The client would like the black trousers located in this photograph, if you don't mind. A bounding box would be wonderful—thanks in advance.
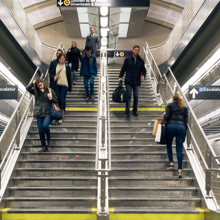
[126,84,140,114]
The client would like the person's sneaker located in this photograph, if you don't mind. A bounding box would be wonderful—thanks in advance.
[133,111,138,116]
[178,171,183,178]
[57,119,62,125]
[86,97,90,102]
[167,164,174,170]
[51,120,56,125]
[73,81,76,85]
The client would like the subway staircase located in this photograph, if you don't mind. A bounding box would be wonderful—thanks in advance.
[107,71,204,218]
[2,69,205,220]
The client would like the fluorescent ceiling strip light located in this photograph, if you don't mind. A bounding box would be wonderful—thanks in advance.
[100,7,108,16]
[0,62,25,93]
[118,23,129,38]
[77,7,89,23]
[182,48,220,93]
[79,23,90,38]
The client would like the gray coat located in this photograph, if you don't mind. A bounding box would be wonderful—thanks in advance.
[85,34,100,56]
[26,83,58,118]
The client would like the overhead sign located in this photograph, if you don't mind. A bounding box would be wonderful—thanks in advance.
[0,85,18,99]
[115,51,132,58]
[189,86,220,100]
[57,0,150,7]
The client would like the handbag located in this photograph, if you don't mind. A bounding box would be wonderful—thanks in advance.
[155,119,167,144]
[152,119,163,136]
[51,66,65,91]
[48,89,63,120]
[112,81,128,103]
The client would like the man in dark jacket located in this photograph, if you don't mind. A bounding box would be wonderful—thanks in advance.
[49,49,62,90]
[85,28,100,56]
[66,41,81,85]
[80,46,97,102]
[119,45,146,117]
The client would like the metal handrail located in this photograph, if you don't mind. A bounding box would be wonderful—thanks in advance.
[0,42,64,196]
[144,42,220,210]
[95,47,111,219]
[0,67,40,170]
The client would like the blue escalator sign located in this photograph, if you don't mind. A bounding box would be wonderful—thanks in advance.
[189,86,220,100]
[0,85,18,99]
[57,0,150,7]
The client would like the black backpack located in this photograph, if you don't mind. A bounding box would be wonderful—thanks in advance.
[112,81,128,103]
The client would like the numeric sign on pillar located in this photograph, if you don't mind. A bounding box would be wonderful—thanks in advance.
[189,86,220,100]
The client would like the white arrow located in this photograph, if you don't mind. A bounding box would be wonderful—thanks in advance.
[116,52,119,57]
[189,88,199,99]
[58,0,63,6]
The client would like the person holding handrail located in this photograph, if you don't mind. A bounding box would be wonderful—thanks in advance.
[163,93,188,178]
[26,78,58,152]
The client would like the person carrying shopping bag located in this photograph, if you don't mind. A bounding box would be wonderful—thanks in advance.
[26,78,58,152]
[163,93,188,178]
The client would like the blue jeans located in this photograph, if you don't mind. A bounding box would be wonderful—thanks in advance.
[37,116,51,147]
[83,75,95,97]
[69,63,77,81]
[166,124,186,170]
[55,85,68,111]
[126,84,140,114]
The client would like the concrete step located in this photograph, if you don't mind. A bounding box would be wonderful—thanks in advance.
[12,177,98,187]
[108,197,201,208]
[9,187,97,197]
[15,168,97,177]
[6,197,97,208]
[108,187,197,198]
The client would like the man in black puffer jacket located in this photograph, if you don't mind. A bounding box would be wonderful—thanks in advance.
[66,41,81,85]
[119,45,146,117]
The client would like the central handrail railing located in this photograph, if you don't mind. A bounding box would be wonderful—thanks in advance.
[143,42,220,211]
[96,47,111,220]
[0,42,65,199]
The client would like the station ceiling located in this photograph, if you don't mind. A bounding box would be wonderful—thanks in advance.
[18,0,189,36]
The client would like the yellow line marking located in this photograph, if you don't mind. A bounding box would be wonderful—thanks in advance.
[65,106,166,112]
[65,107,98,111]
[2,209,10,214]
[196,208,205,213]
[109,208,114,213]
[92,208,97,214]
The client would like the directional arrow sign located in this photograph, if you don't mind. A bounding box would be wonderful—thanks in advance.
[189,86,220,100]
[58,0,63,6]
[116,52,119,57]
[189,88,198,99]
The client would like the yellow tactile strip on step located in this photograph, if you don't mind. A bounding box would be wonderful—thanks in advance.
[65,106,166,111]
[2,208,205,220]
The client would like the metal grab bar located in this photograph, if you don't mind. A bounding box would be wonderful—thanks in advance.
[96,47,111,220]
[143,42,220,211]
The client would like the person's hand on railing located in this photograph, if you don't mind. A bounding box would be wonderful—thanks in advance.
[118,78,123,82]
[54,76,58,81]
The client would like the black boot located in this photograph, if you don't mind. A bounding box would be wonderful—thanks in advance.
[39,146,47,152]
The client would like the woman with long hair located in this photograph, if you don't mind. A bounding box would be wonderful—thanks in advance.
[163,93,188,178]
[54,54,72,124]
[26,78,57,152]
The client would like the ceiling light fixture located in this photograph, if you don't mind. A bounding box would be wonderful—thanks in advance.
[100,17,108,27]
[101,28,109,37]
[100,7,108,16]
[101,37,108,46]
